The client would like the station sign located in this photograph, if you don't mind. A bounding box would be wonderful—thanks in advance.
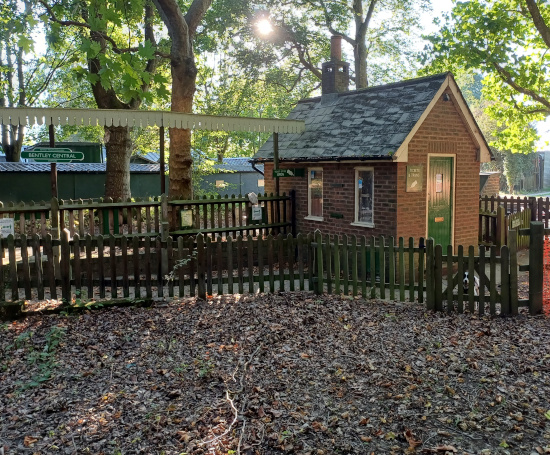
[273,168,305,178]
[21,148,85,163]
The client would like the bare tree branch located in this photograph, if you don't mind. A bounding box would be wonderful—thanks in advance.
[493,60,550,110]
[525,0,550,49]
[185,0,213,37]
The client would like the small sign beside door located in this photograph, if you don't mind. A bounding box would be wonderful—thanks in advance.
[406,165,423,192]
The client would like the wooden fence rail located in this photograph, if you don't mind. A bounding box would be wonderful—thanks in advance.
[168,192,295,238]
[480,195,550,227]
[1,228,523,317]
[0,192,294,240]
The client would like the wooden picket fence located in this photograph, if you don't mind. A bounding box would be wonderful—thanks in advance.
[0,192,294,241]
[480,194,550,228]
[1,229,521,317]
[169,192,295,238]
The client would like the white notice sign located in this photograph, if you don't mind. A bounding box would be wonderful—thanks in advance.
[0,218,15,238]
[251,206,262,221]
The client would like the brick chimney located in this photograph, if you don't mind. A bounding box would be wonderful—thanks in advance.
[322,35,350,95]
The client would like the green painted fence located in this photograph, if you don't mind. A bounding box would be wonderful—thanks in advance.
[1,229,523,319]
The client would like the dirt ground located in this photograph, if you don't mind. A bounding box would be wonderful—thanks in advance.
[1,293,549,455]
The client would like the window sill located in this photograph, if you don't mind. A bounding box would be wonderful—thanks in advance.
[305,216,324,222]
[350,222,375,228]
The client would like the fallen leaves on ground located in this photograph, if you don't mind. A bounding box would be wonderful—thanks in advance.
[1,292,549,454]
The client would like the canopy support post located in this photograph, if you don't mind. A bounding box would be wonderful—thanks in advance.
[49,123,58,199]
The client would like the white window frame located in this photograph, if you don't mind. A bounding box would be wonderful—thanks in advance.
[306,167,324,221]
[351,167,375,227]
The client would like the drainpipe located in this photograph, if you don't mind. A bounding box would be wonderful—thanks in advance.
[251,161,264,176]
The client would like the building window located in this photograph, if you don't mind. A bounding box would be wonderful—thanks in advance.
[216,180,226,188]
[355,168,374,225]
[308,168,323,219]
[258,179,265,187]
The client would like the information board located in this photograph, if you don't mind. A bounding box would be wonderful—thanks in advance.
[406,165,423,192]
[0,218,15,238]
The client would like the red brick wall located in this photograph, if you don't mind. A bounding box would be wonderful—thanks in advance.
[480,173,500,197]
[263,91,480,248]
[396,93,480,249]
[264,162,397,238]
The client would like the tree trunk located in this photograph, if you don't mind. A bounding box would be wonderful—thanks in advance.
[167,58,197,199]
[354,40,368,89]
[152,0,212,199]
[104,125,132,199]
[2,124,24,162]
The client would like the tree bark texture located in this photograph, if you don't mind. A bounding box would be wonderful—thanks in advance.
[153,0,212,199]
[1,125,24,162]
[104,125,132,199]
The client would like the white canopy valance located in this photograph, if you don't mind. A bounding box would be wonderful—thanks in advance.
[0,107,305,133]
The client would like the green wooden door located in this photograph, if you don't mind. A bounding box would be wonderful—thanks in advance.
[428,157,453,248]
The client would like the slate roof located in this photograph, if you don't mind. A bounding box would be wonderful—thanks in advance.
[253,73,450,162]
[0,162,160,173]
[214,157,264,173]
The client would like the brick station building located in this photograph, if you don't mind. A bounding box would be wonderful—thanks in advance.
[252,37,492,250]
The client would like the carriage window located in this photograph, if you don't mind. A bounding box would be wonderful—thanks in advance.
[355,168,374,225]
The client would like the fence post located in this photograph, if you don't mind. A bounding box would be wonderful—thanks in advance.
[60,228,71,306]
[495,205,506,248]
[315,230,323,295]
[508,229,518,315]
[425,238,435,310]
[529,197,537,221]
[51,197,61,279]
[197,234,206,300]
[529,221,544,315]
[290,190,297,237]
[160,194,169,277]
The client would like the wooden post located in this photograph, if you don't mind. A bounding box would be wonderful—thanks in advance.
[315,230,323,295]
[49,123,58,199]
[273,132,279,195]
[160,126,166,195]
[160,194,169,277]
[508,229,518,315]
[290,189,297,237]
[51,197,61,279]
[60,228,71,305]
[495,205,505,248]
[197,234,206,299]
[426,238,434,310]
[529,221,544,315]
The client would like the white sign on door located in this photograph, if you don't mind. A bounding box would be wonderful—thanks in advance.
[0,218,15,238]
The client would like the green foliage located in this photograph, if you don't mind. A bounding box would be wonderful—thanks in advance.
[6,325,67,391]
[245,0,431,88]
[424,0,550,153]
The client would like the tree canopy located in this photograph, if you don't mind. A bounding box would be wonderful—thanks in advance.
[244,0,431,89]
[424,0,550,153]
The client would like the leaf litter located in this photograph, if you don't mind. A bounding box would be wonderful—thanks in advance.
[1,292,549,454]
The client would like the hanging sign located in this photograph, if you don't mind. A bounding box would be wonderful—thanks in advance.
[406,165,423,192]
[0,218,15,238]
[21,148,85,163]
[273,168,305,178]
[179,210,193,228]
[251,206,262,221]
